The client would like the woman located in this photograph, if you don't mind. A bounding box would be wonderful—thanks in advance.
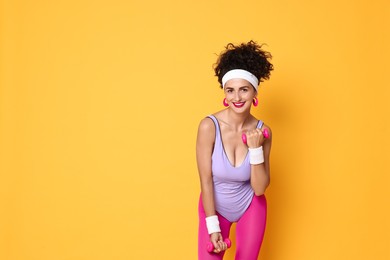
[196,41,273,260]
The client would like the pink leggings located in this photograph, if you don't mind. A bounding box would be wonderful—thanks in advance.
[198,195,267,260]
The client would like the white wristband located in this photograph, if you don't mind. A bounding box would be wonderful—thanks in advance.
[205,215,221,234]
[249,146,264,165]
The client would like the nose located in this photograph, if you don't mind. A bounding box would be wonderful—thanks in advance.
[234,91,241,101]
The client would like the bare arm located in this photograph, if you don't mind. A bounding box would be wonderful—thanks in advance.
[196,118,217,217]
[248,125,272,196]
[196,118,229,253]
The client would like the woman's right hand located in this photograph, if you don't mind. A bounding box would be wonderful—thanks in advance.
[210,232,228,253]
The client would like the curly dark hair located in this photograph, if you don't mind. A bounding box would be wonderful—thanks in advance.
[214,40,273,88]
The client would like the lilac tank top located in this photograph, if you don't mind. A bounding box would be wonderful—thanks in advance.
[208,115,263,222]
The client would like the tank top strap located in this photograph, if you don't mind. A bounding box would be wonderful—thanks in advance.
[257,119,264,129]
[206,115,221,141]
[208,115,263,135]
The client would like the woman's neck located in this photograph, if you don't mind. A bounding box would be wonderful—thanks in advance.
[224,108,251,131]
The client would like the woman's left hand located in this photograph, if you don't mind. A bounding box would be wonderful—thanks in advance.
[245,128,267,148]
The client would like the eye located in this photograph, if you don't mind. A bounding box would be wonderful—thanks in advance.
[226,89,233,93]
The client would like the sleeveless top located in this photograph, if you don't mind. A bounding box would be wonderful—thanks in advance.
[208,115,264,222]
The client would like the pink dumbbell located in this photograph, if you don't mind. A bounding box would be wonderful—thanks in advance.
[207,238,232,253]
[242,128,270,144]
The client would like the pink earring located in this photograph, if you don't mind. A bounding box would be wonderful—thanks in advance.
[223,98,229,107]
[253,97,259,107]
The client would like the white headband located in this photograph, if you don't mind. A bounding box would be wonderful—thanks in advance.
[222,69,259,91]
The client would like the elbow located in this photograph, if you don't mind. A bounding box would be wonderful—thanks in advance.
[200,176,214,192]
[254,189,266,197]
[253,180,270,197]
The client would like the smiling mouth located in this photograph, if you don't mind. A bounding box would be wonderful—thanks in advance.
[232,102,245,108]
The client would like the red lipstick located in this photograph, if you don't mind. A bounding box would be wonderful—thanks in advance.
[232,102,245,108]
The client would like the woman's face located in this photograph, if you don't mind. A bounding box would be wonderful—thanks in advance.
[224,78,257,111]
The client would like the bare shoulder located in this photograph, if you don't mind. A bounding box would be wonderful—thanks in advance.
[197,116,216,147]
[252,115,271,133]
[262,123,272,132]
[198,117,215,133]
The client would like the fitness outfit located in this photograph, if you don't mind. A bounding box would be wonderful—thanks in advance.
[198,115,267,260]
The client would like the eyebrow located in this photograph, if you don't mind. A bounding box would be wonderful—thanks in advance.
[225,86,250,90]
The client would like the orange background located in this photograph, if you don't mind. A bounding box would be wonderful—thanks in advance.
[1,0,389,259]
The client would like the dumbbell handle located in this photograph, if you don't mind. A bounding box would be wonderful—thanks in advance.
[242,128,269,144]
[206,238,231,253]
